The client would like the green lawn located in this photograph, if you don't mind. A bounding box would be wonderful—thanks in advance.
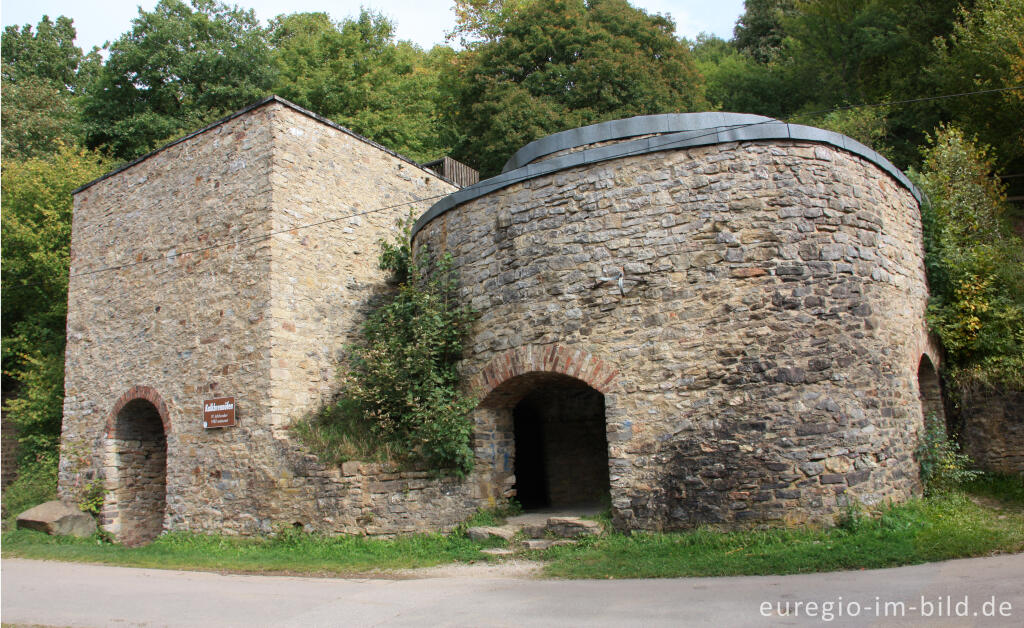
[1,525,501,576]
[540,491,1024,578]
[4,480,1023,580]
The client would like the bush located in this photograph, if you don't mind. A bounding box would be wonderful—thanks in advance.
[295,219,477,475]
[1,454,57,519]
[916,412,981,496]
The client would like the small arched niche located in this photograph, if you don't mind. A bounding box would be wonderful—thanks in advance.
[482,372,610,511]
[109,397,168,545]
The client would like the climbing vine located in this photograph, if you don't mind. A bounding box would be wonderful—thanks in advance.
[295,220,477,475]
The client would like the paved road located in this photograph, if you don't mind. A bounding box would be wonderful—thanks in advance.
[3,554,1023,627]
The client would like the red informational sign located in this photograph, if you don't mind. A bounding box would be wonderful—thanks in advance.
[203,397,236,429]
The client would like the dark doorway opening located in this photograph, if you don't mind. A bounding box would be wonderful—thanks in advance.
[112,398,167,545]
[512,380,609,510]
[918,355,948,432]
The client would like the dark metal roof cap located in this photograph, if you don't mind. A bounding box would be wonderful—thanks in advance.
[413,113,922,239]
[501,112,777,172]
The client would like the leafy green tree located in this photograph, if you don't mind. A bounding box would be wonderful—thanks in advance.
[1,78,80,160]
[926,0,1024,188]
[779,0,979,166]
[2,15,87,89]
[691,34,802,118]
[269,10,451,162]
[443,0,708,176]
[783,0,910,107]
[446,0,535,46]
[2,147,111,465]
[81,0,275,160]
[916,126,1024,388]
[733,0,795,62]
[1,15,100,159]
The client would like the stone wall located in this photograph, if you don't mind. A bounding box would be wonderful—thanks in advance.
[415,139,932,530]
[960,387,1024,474]
[60,98,483,539]
[61,101,277,539]
[264,106,454,433]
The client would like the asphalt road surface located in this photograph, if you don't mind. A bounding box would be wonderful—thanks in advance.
[3,554,1023,627]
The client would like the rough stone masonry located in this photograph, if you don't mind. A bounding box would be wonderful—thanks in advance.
[60,99,946,541]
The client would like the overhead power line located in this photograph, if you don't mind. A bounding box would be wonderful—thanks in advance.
[787,85,1024,121]
[5,84,1022,293]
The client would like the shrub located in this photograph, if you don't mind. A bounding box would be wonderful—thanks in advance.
[916,412,981,496]
[1,454,57,519]
[78,478,106,515]
[296,219,477,475]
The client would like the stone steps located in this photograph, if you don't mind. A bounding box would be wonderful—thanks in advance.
[467,514,603,553]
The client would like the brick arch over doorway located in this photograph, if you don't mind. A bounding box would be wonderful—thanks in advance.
[105,385,171,437]
[104,386,170,545]
[471,344,620,405]
[469,345,619,511]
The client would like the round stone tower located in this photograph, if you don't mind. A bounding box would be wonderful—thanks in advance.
[413,113,938,530]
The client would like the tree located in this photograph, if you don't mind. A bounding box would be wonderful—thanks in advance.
[1,77,80,160]
[442,0,708,176]
[727,0,980,168]
[0,15,100,159]
[916,126,1024,388]
[81,0,275,160]
[733,0,795,62]
[2,15,86,90]
[1,147,111,465]
[691,34,802,119]
[926,0,1024,191]
[446,0,535,46]
[269,10,451,162]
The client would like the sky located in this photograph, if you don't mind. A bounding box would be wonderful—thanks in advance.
[1,1,746,52]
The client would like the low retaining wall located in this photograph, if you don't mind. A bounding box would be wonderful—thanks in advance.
[960,387,1024,475]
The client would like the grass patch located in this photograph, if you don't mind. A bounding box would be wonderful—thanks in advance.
[963,473,1024,507]
[1,526,498,576]
[4,479,1022,580]
[541,491,1024,579]
[290,410,393,467]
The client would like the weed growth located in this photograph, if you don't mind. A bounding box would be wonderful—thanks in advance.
[916,412,981,495]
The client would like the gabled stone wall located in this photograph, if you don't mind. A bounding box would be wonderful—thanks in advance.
[59,99,481,539]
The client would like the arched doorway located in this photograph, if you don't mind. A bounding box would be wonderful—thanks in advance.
[109,395,168,545]
[918,355,946,429]
[483,371,610,511]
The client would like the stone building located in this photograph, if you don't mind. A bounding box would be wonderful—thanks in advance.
[60,98,945,542]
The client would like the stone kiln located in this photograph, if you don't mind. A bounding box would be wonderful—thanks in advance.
[60,100,942,540]
[412,113,942,530]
